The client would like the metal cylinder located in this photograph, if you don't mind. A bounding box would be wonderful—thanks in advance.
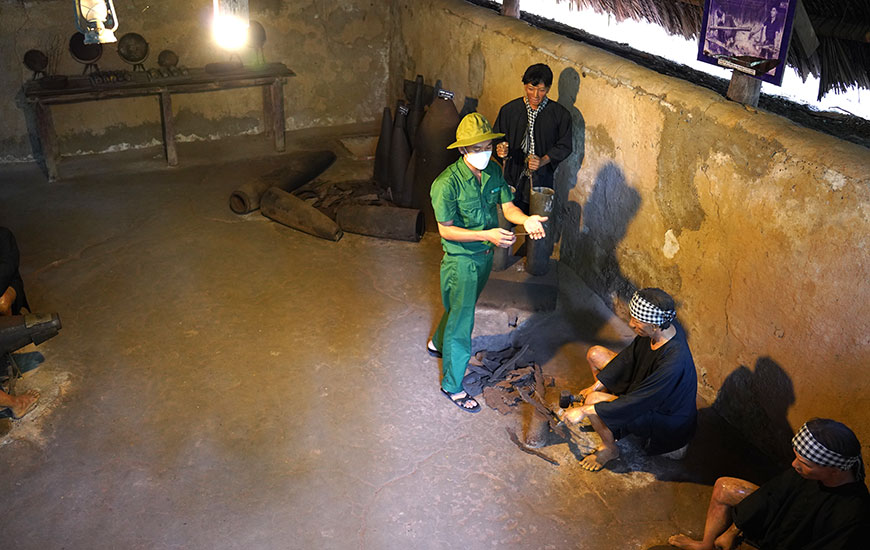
[373,107,392,189]
[0,313,62,353]
[336,204,423,242]
[260,187,343,241]
[389,102,410,205]
[407,74,425,149]
[229,150,336,214]
[525,186,555,276]
[407,88,460,229]
[524,410,552,448]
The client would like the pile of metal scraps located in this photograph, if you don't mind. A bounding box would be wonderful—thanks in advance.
[474,346,598,460]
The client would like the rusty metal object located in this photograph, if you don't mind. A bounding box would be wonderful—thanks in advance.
[373,107,392,189]
[524,409,553,448]
[336,204,423,242]
[406,88,460,227]
[506,428,559,466]
[260,188,342,241]
[407,75,425,149]
[229,150,336,214]
[525,186,555,276]
[1,313,62,395]
[389,102,410,204]
[516,374,597,456]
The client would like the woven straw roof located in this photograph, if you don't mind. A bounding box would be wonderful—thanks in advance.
[559,0,870,98]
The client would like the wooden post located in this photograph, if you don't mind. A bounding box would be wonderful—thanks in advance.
[34,102,59,182]
[726,70,761,107]
[270,79,286,152]
[502,0,520,18]
[159,92,178,166]
[262,85,273,137]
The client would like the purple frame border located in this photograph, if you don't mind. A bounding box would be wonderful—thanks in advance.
[697,0,797,86]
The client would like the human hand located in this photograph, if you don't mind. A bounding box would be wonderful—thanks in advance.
[578,385,595,402]
[496,141,509,159]
[527,154,541,171]
[523,215,547,240]
[486,228,516,248]
[562,407,588,425]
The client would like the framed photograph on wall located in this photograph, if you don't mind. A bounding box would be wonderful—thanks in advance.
[698,0,797,86]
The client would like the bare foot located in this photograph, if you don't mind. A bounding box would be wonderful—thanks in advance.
[11,389,40,419]
[668,533,710,550]
[579,445,619,471]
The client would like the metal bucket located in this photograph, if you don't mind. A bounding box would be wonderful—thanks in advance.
[525,186,555,276]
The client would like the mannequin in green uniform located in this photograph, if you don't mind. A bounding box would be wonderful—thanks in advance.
[428,113,548,412]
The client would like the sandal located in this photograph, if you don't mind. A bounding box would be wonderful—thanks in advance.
[441,388,480,413]
[426,340,442,358]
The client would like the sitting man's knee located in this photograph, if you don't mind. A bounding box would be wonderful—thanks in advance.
[586,346,613,369]
[0,287,15,315]
[713,476,757,504]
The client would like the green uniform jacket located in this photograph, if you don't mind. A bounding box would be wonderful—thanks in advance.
[430,157,514,255]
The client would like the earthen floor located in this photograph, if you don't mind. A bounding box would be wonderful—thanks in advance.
[0,126,775,549]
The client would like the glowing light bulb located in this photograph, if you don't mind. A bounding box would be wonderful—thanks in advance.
[213,0,250,51]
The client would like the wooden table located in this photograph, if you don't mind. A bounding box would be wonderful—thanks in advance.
[23,63,295,181]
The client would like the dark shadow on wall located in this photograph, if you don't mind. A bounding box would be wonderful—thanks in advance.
[561,161,640,309]
[553,67,585,247]
[712,357,797,465]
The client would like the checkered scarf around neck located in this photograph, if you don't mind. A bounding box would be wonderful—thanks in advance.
[628,292,676,327]
[521,96,549,160]
[792,422,862,476]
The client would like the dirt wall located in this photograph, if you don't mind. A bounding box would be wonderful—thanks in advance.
[394,0,870,461]
[0,0,391,161]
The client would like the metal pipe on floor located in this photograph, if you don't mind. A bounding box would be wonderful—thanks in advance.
[228,150,336,214]
[260,187,343,241]
[336,204,423,242]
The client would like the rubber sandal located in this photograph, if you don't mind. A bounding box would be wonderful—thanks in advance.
[441,388,480,413]
[426,340,442,358]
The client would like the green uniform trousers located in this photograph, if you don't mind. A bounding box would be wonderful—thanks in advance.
[432,250,493,394]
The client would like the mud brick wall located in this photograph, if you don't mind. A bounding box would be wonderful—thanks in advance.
[392,0,870,462]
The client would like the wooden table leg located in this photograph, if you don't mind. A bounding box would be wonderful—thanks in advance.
[270,79,285,152]
[159,92,178,166]
[262,85,273,137]
[34,102,60,182]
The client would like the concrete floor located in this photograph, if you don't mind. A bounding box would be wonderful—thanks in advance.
[0,127,777,549]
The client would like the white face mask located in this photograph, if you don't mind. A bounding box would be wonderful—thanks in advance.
[464,150,491,170]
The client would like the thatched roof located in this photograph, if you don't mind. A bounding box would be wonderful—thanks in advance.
[560,0,870,99]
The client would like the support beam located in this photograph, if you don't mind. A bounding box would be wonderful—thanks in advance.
[726,70,761,107]
[793,0,820,56]
[502,0,520,18]
[159,92,178,166]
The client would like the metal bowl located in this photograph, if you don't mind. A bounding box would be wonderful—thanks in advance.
[157,50,179,68]
[117,32,149,65]
[23,50,49,73]
[69,32,103,64]
[249,21,266,49]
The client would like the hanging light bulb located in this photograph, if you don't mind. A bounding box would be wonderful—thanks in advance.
[73,0,119,44]
[213,0,250,51]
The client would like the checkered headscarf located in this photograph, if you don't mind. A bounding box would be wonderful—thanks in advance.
[792,422,860,471]
[521,96,548,159]
[629,291,676,327]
